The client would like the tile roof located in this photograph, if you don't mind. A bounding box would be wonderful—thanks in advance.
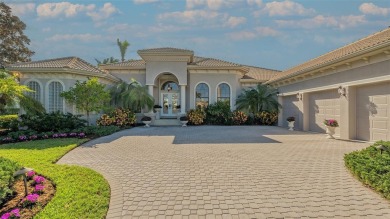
[191,56,241,67]
[243,67,281,81]
[138,47,194,54]
[101,59,146,67]
[268,27,390,83]
[7,57,104,74]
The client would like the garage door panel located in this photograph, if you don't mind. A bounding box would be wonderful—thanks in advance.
[282,95,301,129]
[309,89,340,134]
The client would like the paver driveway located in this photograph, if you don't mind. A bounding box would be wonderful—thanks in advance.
[58,126,390,219]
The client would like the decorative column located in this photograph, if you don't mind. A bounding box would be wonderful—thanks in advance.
[180,85,186,114]
[302,92,309,131]
[147,85,154,113]
[339,86,356,140]
[277,95,283,127]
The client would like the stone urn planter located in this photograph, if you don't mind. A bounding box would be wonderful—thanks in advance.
[141,116,152,128]
[286,117,295,131]
[325,126,336,139]
[323,119,339,139]
[180,116,188,127]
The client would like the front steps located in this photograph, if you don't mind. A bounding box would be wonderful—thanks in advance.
[153,119,181,126]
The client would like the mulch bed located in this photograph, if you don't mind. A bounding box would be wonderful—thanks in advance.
[0,177,55,218]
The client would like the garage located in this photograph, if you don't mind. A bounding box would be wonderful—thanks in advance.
[309,89,340,135]
[356,82,390,142]
[282,95,301,129]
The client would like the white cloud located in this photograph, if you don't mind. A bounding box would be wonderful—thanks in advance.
[228,26,279,40]
[359,3,390,16]
[42,27,51,32]
[276,15,366,29]
[158,10,221,24]
[224,16,246,28]
[247,0,262,7]
[47,34,103,42]
[8,3,35,16]
[86,3,118,21]
[133,0,159,4]
[259,0,315,17]
[186,0,239,10]
[37,2,95,18]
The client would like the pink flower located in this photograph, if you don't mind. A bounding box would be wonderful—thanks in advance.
[26,170,35,178]
[35,184,44,192]
[26,194,39,202]
[10,209,20,217]
[1,208,20,219]
[34,176,45,184]
[1,213,10,219]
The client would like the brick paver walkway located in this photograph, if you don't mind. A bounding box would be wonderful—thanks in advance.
[58,126,390,218]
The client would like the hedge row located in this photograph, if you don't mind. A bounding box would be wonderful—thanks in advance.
[0,157,20,206]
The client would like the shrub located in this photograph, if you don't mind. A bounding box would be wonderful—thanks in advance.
[0,115,19,131]
[254,111,278,125]
[74,126,120,137]
[0,157,20,206]
[97,108,136,127]
[286,116,295,122]
[187,109,205,125]
[20,112,86,132]
[180,116,188,121]
[231,110,248,125]
[205,101,232,125]
[141,116,151,122]
[345,141,390,199]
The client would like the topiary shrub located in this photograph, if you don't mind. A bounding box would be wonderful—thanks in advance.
[97,108,136,127]
[0,115,19,131]
[187,109,205,125]
[205,101,232,125]
[0,157,20,206]
[231,110,248,125]
[254,111,278,125]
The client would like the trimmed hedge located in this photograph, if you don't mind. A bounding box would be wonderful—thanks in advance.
[345,141,390,199]
[0,157,20,206]
[0,115,18,130]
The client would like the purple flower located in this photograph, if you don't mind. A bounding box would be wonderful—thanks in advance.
[10,209,20,217]
[52,134,59,138]
[1,213,10,219]
[59,133,67,138]
[78,132,86,138]
[18,135,27,141]
[69,132,77,137]
[34,176,45,184]
[1,137,13,142]
[35,184,44,191]
[29,135,38,140]
[25,193,39,202]
[26,170,35,178]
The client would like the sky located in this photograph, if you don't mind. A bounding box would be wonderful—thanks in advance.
[4,0,390,70]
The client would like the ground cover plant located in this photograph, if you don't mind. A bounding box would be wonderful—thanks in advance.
[0,138,110,218]
[345,141,390,199]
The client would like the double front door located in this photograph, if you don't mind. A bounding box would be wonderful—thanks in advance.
[161,93,180,117]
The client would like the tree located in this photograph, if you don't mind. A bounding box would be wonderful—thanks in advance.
[0,68,45,114]
[110,79,154,112]
[117,38,130,62]
[94,57,119,65]
[61,77,110,124]
[0,2,34,64]
[236,84,281,114]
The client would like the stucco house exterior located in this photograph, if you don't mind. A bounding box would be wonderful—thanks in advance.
[6,27,390,142]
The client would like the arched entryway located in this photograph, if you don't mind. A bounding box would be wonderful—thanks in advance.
[160,81,180,117]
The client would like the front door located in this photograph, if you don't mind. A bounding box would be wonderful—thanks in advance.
[161,93,180,117]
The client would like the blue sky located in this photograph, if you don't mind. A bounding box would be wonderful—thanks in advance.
[5,0,390,70]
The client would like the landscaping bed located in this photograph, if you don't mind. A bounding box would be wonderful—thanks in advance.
[345,141,390,200]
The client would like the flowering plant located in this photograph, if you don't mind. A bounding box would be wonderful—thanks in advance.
[69,132,77,137]
[29,135,38,140]
[286,117,295,122]
[1,137,13,143]
[324,119,339,127]
[26,170,35,180]
[1,208,20,219]
[18,135,27,141]
[78,132,86,138]
[22,194,39,208]
[34,176,45,184]
[35,184,44,194]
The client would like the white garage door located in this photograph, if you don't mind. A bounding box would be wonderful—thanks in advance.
[282,95,301,129]
[356,82,390,141]
[309,90,340,135]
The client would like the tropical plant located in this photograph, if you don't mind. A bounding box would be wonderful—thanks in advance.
[0,2,34,64]
[96,108,136,127]
[187,109,205,125]
[60,77,110,124]
[20,112,86,132]
[94,57,119,65]
[205,101,232,125]
[254,111,278,125]
[117,38,130,62]
[236,84,281,114]
[231,110,248,125]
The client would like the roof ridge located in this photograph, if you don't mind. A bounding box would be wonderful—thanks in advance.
[193,55,242,66]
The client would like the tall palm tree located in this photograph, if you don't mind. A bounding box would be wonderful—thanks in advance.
[236,84,281,113]
[117,39,130,62]
[95,57,119,65]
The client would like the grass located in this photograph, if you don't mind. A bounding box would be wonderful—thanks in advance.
[345,141,390,200]
[0,138,110,219]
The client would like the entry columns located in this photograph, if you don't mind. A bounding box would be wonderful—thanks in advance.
[180,85,186,114]
[147,85,154,113]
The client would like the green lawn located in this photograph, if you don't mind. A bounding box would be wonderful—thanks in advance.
[0,138,110,219]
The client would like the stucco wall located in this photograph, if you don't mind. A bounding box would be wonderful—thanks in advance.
[146,61,188,85]
[110,70,146,85]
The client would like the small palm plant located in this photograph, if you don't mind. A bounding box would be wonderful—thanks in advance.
[236,84,281,114]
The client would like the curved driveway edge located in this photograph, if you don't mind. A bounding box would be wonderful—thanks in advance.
[58,126,390,218]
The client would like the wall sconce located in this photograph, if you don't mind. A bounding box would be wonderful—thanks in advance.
[338,86,347,97]
[296,92,303,101]
[167,84,172,92]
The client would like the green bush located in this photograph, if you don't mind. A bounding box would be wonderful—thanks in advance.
[20,112,86,132]
[345,141,390,199]
[0,115,19,130]
[205,101,232,125]
[231,110,248,125]
[0,157,20,206]
[187,109,206,125]
[74,125,120,137]
[254,111,278,125]
[97,108,136,127]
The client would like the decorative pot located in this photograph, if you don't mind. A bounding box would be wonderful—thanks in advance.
[326,126,336,139]
[181,121,188,127]
[143,121,151,127]
[155,108,161,120]
[287,121,295,131]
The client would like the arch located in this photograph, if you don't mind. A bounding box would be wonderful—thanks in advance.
[161,81,179,91]
[150,72,182,86]
[46,80,65,113]
[216,82,232,106]
[24,79,43,103]
[194,81,210,109]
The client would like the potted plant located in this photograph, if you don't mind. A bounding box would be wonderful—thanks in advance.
[141,116,152,127]
[286,116,295,131]
[323,119,339,139]
[180,116,188,127]
[154,105,162,119]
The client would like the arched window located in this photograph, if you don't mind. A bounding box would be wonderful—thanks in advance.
[26,81,41,102]
[195,83,209,108]
[217,83,230,104]
[48,81,63,112]
[161,81,179,92]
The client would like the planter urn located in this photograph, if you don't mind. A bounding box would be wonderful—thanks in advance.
[326,126,336,139]
[143,121,151,127]
[287,121,295,131]
[181,121,188,127]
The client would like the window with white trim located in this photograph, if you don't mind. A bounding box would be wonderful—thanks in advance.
[48,81,63,112]
[195,83,209,108]
[217,83,230,104]
[26,81,41,102]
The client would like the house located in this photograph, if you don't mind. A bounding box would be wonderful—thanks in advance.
[6,28,390,141]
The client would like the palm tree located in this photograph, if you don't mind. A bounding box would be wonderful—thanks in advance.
[95,57,119,65]
[117,39,130,62]
[236,84,281,113]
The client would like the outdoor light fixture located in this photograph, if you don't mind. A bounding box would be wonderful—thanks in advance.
[13,167,33,196]
[338,86,347,97]
[296,93,303,101]
[167,84,172,92]
[376,145,388,154]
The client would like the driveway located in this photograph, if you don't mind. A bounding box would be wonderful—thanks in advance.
[58,126,390,218]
